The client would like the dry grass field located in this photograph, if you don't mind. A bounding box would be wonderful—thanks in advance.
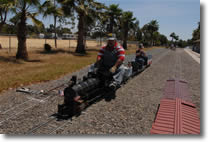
[0,36,101,50]
[0,36,155,93]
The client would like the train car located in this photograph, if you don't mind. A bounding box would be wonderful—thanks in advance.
[57,55,152,119]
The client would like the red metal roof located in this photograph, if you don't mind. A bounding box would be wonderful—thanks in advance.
[150,98,200,134]
[150,79,200,135]
[162,79,192,102]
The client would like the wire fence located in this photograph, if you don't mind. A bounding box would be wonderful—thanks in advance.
[0,34,139,53]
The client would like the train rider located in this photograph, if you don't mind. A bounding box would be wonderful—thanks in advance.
[89,33,127,90]
[135,43,148,65]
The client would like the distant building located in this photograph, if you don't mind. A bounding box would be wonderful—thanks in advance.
[62,33,77,39]
[39,33,45,39]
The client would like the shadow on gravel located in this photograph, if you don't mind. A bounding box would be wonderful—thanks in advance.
[52,90,116,121]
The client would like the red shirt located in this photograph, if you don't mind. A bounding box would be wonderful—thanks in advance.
[97,42,125,61]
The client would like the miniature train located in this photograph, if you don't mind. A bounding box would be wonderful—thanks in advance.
[57,55,152,119]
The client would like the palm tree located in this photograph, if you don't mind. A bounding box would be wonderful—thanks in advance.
[41,0,63,48]
[152,31,160,45]
[170,32,179,47]
[141,24,151,46]
[11,0,43,60]
[0,0,13,32]
[192,22,200,41]
[0,0,14,49]
[121,11,136,49]
[59,0,105,54]
[132,20,140,40]
[159,34,168,46]
[147,20,159,46]
[170,32,179,42]
[106,4,122,33]
[170,32,176,42]
[0,2,8,31]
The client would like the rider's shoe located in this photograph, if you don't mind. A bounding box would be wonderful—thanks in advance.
[109,81,117,90]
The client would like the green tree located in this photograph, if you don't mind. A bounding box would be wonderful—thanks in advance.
[141,20,159,46]
[177,39,187,48]
[120,11,136,49]
[106,4,122,33]
[170,32,179,47]
[41,0,64,48]
[159,34,168,46]
[147,20,159,46]
[11,0,43,60]
[170,32,176,42]
[59,0,105,54]
[141,24,151,46]
[132,20,142,41]
[0,0,13,32]
[192,22,200,41]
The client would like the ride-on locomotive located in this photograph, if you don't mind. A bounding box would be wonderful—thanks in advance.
[56,55,152,120]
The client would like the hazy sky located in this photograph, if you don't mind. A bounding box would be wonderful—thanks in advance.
[33,0,200,40]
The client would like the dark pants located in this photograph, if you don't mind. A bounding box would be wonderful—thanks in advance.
[136,56,148,65]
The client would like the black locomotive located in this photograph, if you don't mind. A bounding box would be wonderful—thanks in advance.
[57,55,152,119]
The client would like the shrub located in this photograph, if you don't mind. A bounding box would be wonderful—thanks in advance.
[44,44,52,52]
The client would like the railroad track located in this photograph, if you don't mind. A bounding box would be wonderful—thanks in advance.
[0,83,67,126]
[175,49,183,79]
[26,91,107,134]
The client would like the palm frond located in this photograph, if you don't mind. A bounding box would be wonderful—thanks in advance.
[27,12,43,28]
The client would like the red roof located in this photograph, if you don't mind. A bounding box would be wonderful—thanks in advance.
[150,79,200,134]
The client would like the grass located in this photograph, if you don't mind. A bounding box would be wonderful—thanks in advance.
[0,40,156,94]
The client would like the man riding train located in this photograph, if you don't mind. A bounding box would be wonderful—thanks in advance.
[135,43,148,66]
[89,34,150,90]
[62,34,151,111]
[89,33,132,90]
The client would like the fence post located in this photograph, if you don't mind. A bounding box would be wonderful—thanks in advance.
[9,35,11,53]
[69,39,70,50]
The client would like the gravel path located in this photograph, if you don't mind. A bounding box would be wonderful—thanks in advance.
[0,48,200,134]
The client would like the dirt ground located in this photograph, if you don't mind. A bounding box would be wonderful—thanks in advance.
[0,48,200,135]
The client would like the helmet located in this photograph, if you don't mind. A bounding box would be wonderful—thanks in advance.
[107,33,116,40]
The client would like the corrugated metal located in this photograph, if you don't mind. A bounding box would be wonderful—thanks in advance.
[150,79,200,135]
[150,98,200,134]
[162,79,192,102]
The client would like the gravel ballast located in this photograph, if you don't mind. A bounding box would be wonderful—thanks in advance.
[0,48,200,134]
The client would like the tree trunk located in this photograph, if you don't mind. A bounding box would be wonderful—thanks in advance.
[109,17,114,33]
[75,13,85,54]
[151,33,154,46]
[0,23,3,49]
[122,23,128,49]
[16,8,28,60]
[0,8,7,32]
[0,23,3,32]
[53,0,57,48]
[54,15,57,48]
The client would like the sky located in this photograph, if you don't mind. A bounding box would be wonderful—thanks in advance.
[96,0,200,40]
[16,0,200,41]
